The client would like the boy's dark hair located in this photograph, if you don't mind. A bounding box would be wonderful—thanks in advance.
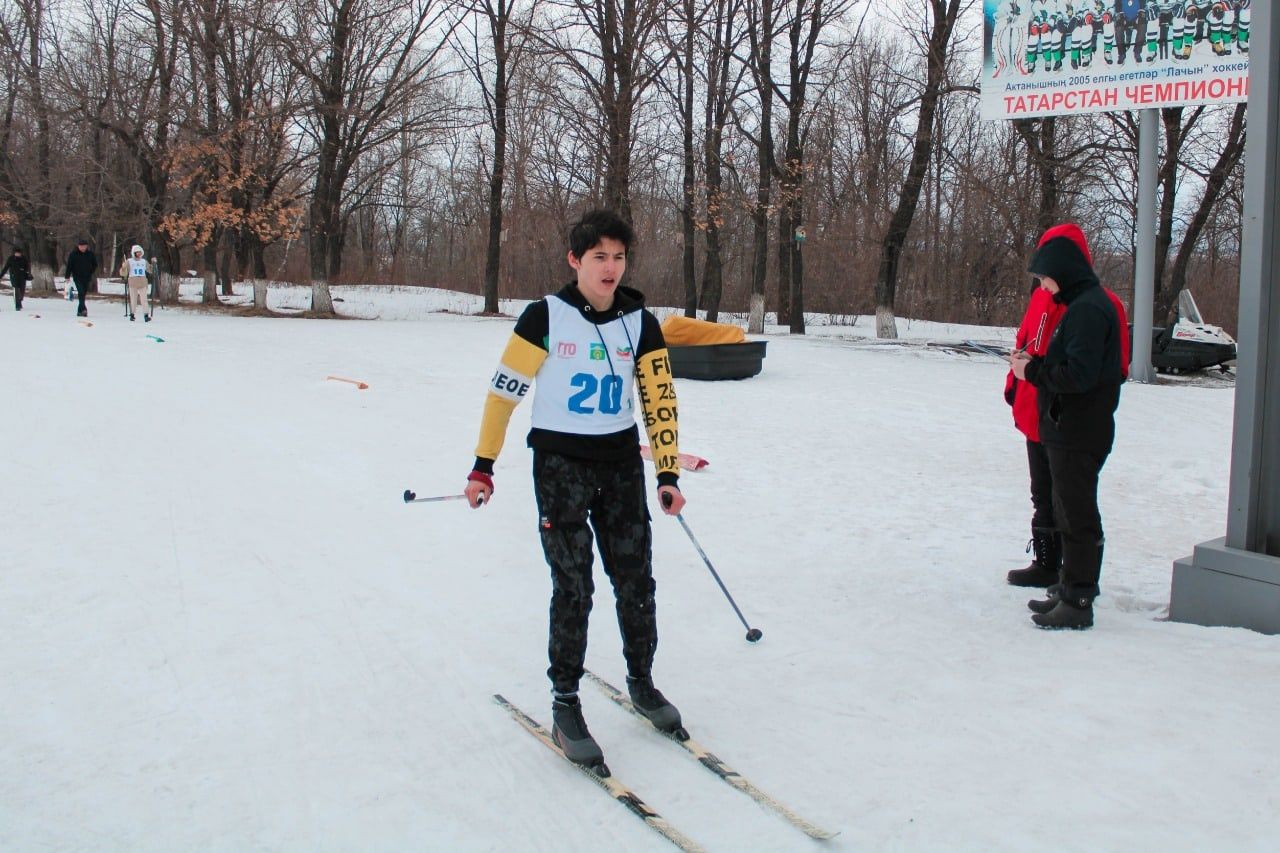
[568,209,634,259]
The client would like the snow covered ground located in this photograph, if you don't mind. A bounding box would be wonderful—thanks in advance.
[2,284,1274,852]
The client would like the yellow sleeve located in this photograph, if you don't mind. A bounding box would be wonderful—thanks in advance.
[635,348,680,481]
[475,333,547,462]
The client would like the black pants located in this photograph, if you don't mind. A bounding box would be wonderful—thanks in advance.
[13,282,24,309]
[1116,20,1134,59]
[1026,439,1055,530]
[1045,444,1109,590]
[72,277,90,311]
[533,450,656,695]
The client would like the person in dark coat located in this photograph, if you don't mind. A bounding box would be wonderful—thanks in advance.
[1003,236,1131,589]
[1,248,32,310]
[63,239,99,317]
[1011,224,1125,629]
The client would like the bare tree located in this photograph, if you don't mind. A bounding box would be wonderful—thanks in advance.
[270,0,458,314]
[773,0,854,334]
[452,0,535,314]
[872,0,969,339]
[1165,103,1246,318]
[0,0,59,292]
[535,0,678,220]
[697,0,749,321]
[743,0,779,332]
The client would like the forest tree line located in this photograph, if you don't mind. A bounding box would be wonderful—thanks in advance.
[0,0,1249,334]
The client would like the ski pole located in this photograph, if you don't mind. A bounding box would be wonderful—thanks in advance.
[963,340,1012,360]
[666,502,762,643]
[402,489,483,505]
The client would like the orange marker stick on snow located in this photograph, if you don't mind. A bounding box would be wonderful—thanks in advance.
[326,375,369,390]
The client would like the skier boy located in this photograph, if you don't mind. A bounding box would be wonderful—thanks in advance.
[463,209,686,769]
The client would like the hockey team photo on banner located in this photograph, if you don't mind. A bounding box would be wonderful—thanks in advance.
[983,1,1251,120]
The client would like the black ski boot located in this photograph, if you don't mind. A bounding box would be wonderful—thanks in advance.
[627,676,686,739]
[551,694,606,773]
[1007,526,1061,587]
[144,313,152,322]
[77,307,87,317]
[1031,586,1095,630]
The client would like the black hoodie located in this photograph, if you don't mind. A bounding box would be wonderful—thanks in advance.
[64,247,99,282]
[1023,237,1125,455]
[1,252,31,285]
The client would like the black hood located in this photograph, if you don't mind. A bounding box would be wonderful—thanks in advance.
[1028,236,1099,304]
[555,281,645,325]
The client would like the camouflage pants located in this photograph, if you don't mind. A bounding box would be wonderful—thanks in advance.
[533,450,657,695]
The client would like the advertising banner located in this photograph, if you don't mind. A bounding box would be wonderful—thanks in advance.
[982,1,1251,120]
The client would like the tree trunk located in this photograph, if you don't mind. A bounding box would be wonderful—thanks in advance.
[482,5,509,316]
[747,0,776,335]
[311,279,335,314]
[680,0,697,317]
[202,243,218,303]
[701,226,724,321]
[776,207,792,326]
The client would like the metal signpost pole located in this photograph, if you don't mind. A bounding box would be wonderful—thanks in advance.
[1171,0,1280,633]
[1130,109,1158,384]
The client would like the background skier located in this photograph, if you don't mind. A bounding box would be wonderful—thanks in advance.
[118,245,152,321]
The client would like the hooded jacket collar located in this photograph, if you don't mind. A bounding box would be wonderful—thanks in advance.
[1028,235,1100,306]
[555,281,645,325]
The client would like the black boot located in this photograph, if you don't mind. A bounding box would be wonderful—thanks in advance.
[1031,585,1095,629]
[551,694,605,770]
[627,675,683,736]
[1028,584,1061,614]
[1007,527,1061,587]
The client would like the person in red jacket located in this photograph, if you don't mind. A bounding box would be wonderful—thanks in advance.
[1003,224,1131,591]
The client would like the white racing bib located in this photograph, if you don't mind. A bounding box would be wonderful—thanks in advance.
[531,296,641,435]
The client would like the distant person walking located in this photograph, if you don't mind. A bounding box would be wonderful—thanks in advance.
[1,248,31,311]
[64,238,99,318]
[118,245,151,322]
[1010,224,1126,630]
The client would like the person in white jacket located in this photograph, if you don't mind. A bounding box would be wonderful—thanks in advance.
[118,245,151,321]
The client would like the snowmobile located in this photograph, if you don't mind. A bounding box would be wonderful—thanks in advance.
[1147,289,1237,374]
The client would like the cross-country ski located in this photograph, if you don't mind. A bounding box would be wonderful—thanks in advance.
[493,694,704,853]
[585,671,838,841]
